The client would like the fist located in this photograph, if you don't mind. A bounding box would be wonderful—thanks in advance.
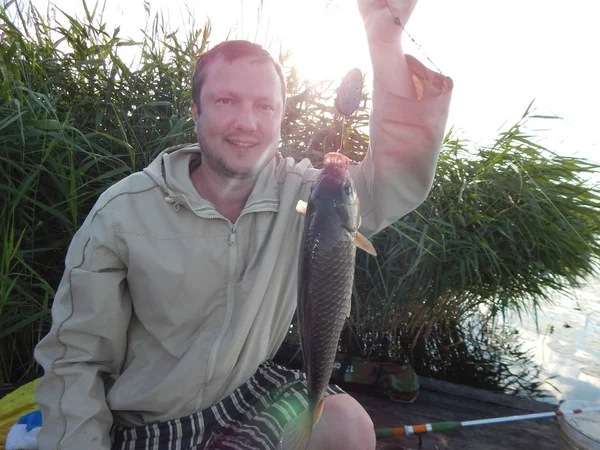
[358,0,418,45]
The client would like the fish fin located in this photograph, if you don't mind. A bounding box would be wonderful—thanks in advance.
[279,401,323,450]
[296,200,307,215]
[279,411,313,450]
[355,232,377,256]
[314,400,325,425]
[298,199,376,257]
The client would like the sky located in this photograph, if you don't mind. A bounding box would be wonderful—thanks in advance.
[27,0,600,163]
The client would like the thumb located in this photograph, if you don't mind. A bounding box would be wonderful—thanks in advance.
[358,0,387,16]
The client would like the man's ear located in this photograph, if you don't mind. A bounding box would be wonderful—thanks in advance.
[191,102,199,133]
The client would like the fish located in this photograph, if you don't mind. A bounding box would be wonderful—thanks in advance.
[279,152,376,450]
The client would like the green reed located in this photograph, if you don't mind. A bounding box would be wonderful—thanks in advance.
[2,0,600,397]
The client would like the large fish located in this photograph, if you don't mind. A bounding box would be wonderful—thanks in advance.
[280,152,376,450]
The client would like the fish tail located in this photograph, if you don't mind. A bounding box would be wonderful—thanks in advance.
[279,400,324,450]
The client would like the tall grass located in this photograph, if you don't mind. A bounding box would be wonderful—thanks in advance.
[349,106,600,363]
[2,0,600,395]
[0,0,207,385]
[0,0,369,386]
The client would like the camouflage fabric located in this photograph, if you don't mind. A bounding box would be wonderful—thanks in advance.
[331,354,419,403]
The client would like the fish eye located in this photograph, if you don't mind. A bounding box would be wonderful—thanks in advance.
[343,183,352,196]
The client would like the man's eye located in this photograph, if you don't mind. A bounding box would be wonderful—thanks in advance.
[259,104,274,111]
[217,98,232,105]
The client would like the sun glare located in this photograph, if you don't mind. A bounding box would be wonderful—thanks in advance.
[258,0,371,83]
[30,0,371,85]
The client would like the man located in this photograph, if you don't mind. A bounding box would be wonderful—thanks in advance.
[34,0,453,448]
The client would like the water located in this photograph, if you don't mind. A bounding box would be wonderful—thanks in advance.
[505,276,600,405]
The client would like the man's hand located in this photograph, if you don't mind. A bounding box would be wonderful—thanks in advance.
[357,0,419,98]
[358,0,418,45]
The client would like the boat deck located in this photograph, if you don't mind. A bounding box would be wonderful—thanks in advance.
[347,377,561,449]
[1,377,563,449]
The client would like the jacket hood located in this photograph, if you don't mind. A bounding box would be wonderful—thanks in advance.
[142,143,281,215]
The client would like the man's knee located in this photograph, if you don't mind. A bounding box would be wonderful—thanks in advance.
[308,393,375,450]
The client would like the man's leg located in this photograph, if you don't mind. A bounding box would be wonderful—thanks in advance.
[307,393,376,450]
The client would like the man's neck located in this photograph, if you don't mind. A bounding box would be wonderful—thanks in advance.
[190,164,256,223]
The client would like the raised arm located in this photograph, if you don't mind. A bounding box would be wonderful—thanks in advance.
[34,192,131,450]
[350,0,453,237]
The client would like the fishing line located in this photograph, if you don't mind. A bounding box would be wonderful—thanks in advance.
[338,117,346,154]
[384,0,444,74]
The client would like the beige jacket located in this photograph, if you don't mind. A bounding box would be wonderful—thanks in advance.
[34,56,452,449]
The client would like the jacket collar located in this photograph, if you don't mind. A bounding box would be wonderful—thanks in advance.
[144,143,280,217]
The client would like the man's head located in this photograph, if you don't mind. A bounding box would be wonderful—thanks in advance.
[192,40,286,115]
[190,41,287,180]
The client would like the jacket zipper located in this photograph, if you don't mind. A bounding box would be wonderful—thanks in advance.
[173,195,278,386]
[205,224,237,382]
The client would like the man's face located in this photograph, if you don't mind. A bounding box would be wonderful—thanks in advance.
[192,56,284,180]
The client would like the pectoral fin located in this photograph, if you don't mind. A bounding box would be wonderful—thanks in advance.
[355,232,377,256]
[296,200,308,215]
[279,401,322,450]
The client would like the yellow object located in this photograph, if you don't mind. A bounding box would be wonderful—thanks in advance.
[0,379,40,450]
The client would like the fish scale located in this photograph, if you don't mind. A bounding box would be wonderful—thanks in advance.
[280,152,361,449]
[302,236,355,404]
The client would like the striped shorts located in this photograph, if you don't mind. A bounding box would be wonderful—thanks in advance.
[110,361,345,450]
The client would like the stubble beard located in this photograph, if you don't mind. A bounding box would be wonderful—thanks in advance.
[197,135,279,181]
[201,147,255,180]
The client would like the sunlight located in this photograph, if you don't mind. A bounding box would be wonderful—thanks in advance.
[28,0,379,85]
[27,0,600,163]
[257,0,371,83]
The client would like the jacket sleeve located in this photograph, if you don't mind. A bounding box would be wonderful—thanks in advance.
[34,192,131,450]
[350,54,453,238]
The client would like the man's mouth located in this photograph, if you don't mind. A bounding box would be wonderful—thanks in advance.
[226,139,258,149]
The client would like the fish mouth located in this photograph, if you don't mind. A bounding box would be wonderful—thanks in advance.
[324,152,350,169]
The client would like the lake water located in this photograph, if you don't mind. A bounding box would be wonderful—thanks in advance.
[504,275,600,405]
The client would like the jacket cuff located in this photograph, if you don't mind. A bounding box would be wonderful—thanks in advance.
[406,54,453,100]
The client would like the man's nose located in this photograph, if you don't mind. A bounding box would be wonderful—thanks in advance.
[233,105,258,131]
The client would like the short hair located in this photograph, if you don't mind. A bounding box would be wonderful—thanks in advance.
[191,40,287,115]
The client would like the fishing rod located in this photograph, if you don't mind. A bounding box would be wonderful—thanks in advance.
[374,405,600,439]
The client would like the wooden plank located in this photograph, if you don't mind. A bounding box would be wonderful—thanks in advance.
[359,391,561,449]
[407,389,536,419]
[344,379,562,450]
[419,376,559,413]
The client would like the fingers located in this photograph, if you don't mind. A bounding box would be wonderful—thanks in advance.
[359,0,418,18]
[357,0,387,12]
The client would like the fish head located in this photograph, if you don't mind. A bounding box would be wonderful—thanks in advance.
[309,152,360,233]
